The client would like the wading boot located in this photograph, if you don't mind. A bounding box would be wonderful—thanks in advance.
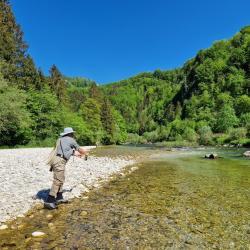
[44,195,57,210]
[56,192,68,205]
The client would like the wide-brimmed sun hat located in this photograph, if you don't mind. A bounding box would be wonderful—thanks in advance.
[60,127,75,137]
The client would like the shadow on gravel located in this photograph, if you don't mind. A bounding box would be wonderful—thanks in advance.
[34,189,50,201]
[34,188,74,201]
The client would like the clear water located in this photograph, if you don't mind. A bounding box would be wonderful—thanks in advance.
[0,147,249,249]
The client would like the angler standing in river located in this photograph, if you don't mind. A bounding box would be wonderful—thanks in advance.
[45,127,88,209]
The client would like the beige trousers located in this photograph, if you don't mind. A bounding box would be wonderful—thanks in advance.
[49,156,67,197]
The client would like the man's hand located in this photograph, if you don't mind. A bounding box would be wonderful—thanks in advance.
[74,151,82,158]
[74,147,89,158]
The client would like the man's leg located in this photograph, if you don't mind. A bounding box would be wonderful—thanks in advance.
[55,169,68,204]
[50,168,65,197]
[45,158,66,209]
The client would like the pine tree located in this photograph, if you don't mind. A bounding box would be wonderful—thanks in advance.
[101,97,116,144]
[89,83,102,101]
[49,64,66,102]
[0,0,39,89]
[0,0,27,61]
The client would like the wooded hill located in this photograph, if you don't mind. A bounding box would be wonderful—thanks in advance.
[103,27,250,146]
[0,0,249,147]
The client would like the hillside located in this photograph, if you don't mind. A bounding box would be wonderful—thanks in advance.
[103,27,250,146]
[0,0,249,146]
[0,0,126,146]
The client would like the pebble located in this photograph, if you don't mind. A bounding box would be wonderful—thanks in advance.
[32,231,46,237]
[0,224,8,230]
[80,211,88,217]
[0,147,134,224]
[46,214,53,220]
[17,224,24,230]
[130,166,138,171]
[25,237,31,243]
[11,225,17,229]
[48,222,54,228]
[229,241,235,248]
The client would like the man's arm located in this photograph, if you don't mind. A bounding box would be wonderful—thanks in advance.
[78,147,88,156]
[71,138,88,158]
[74,148,88,159]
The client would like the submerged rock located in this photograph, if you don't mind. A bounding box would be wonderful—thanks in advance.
[80,211,88,217]
[46,214,53,220]
[17,224,25,230]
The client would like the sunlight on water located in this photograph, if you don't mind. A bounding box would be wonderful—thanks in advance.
[0,147,249,249]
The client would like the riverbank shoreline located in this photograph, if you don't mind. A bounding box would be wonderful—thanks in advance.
[0,147,135,226]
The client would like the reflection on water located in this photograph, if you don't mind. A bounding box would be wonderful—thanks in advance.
[0,147,249,249]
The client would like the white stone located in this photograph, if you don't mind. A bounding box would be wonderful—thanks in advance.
[0,147,134,224]
[46,214,53,219]
[243,151,250,157]
[32,231,46,237]
[0,224,8,230]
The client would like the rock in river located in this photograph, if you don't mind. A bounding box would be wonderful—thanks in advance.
[46,214,53,220]
[243,151,250,157]
[80,211,88,217]
[205,153,218,159]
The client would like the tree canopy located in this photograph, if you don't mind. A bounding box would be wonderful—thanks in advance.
[0,0,249,146]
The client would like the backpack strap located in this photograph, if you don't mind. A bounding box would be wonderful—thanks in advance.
[59,138,66,160]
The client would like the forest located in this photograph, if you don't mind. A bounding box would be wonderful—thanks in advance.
[0,0,249,147]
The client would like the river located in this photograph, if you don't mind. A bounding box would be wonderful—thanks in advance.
[0,146,249,249]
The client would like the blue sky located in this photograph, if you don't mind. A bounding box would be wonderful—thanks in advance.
[11,0,250,84]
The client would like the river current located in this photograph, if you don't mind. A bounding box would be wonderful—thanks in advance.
[0,146,249,249]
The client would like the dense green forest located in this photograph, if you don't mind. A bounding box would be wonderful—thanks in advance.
[0,0,249,147]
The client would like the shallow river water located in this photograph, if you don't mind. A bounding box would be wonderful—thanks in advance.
[0,146,249,249]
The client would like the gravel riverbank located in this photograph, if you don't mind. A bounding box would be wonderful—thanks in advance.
[0,148,134,225]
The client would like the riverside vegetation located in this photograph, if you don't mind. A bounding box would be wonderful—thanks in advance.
[0,0,250,148]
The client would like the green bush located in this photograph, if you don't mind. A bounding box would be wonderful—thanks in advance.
[228,127,247,142]
[168,119,186,140]
[216,104,238,132]
[198,126,214,145]
[156,126,171,141]
[126,133,147,144]
[182,127,198,142]
[0,75,32,146]
[27,87,63,141]
[174,134,183,141]
[143,130,159,143]
[215,134,230,145]
[240,113,250,136]
[112,109,128,144]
